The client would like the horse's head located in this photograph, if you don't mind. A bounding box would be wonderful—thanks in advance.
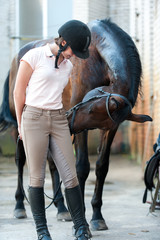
[67,86,152,135]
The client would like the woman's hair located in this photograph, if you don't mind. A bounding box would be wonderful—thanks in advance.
[54,37,64,45]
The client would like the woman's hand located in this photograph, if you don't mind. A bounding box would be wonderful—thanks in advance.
[18,125,22,140]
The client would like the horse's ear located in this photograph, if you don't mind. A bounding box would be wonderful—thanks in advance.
[126,112,152,123]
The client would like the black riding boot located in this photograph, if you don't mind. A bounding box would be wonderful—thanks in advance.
[65,185,92,240]
[28,187,52,240]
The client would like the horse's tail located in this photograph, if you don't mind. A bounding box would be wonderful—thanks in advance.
[0,71,17,132]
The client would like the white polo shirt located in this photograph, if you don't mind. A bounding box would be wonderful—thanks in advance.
[21,43,73,109]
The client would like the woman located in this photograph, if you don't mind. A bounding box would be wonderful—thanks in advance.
[14,20,91,240]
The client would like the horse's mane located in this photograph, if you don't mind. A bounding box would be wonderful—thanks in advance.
[90,18,142,106]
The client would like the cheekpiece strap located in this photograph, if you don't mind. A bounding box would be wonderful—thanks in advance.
[55,43,69,68]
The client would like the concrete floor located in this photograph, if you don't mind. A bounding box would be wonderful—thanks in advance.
[0,154,159,240]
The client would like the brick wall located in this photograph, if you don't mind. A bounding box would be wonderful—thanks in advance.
[72,0,89,23]
[88,0,108,21]
[0,0,16,103]
[151,0,160,161]
[72,0,130,32]
[106,0,130,33]
[129,0,160,167]
[153,0,160,143]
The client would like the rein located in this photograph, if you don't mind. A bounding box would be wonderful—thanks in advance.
[66,89,132,134]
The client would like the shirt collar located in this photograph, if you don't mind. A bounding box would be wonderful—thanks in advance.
[45,43,54,57]
[44,43,68,64]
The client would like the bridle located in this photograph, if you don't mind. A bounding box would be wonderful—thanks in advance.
[66,89,133,135]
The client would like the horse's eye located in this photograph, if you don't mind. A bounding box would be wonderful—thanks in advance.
[104,78,110,86]
[112,98,119,108]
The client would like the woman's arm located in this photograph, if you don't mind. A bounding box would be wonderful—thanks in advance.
[14,60,33,139]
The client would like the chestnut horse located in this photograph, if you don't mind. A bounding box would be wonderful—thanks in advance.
[0,19,151,230]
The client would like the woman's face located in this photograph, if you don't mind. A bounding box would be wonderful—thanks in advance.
[61,41,75,59]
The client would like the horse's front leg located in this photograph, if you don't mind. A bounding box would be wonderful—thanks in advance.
[14,138,27,219]
[47,150,71,221]
[90,128,118,231]
[74,130,90,207]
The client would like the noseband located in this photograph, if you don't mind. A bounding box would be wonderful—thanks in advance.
[66,89,132,134]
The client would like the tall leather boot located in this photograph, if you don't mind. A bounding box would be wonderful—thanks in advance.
[65,185,92,240]
[28,187,52,240]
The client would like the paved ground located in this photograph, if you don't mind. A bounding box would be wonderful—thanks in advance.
[0,154,159,240]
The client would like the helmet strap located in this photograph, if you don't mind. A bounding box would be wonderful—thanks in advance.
[55,43,69,68]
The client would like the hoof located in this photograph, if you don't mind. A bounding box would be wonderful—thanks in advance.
[14,209,27,219]
[57,211,72,221]
[90,219,108,231]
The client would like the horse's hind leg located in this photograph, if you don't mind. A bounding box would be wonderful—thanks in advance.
[90,128,118,231]
[47,151,71,221]
[14,137,27,219]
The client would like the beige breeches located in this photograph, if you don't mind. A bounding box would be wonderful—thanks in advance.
[21,105,78,188]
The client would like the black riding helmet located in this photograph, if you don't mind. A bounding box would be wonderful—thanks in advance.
[55,20,91,68]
